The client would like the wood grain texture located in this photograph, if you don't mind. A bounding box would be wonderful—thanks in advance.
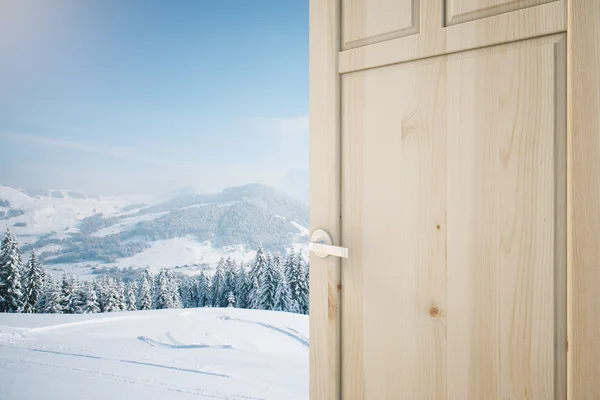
[446,0,558,26]
[342,55,447,400]
[568,1,600,399]
[338,0,565,74]
[446,35,566,399]
[342,0,419,50]
[309,0,341,399]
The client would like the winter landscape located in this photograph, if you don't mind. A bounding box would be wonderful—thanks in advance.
[1,1,310,398]
[0,184,311,399]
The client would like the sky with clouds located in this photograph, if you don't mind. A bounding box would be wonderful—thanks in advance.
[0,0,308,196]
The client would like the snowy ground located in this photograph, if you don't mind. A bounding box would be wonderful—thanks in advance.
[0,308,308,400]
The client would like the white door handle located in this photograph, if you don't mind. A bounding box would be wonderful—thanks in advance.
[309,229,349,258]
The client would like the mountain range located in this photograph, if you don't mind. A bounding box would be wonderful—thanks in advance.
[0,183,309,277]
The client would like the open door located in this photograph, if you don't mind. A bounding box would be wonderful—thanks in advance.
[310,1,600,399]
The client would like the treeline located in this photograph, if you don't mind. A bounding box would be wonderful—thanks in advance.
[0,228,309,315]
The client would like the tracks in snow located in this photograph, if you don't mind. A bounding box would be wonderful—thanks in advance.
[0,358,264,400]
[1,344,230,378]
[137,335,233,350]
[218,315,309,349]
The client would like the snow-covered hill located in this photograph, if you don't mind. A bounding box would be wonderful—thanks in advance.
[0,184,309,277]
[0,307,308,400]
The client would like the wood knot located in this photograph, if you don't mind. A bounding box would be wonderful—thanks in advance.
[436,224,441,231]
[336,283,342,292]
[429,306,440,318]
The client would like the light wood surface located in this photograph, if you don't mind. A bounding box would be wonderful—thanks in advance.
[342,0,418,49]
[342,55,447,399]
[309,0,600,398]
[568,1,600,399]
[446,35,566,399]
[309,0,341,399]
[446,0,557,26]
[338,0,565,74]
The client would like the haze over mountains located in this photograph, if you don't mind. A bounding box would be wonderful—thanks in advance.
[0,183,309,277]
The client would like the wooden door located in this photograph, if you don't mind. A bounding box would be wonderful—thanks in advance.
[310,1,600,399]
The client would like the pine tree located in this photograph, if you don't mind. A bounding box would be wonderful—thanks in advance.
[97,276,120,312]
[153,268,181,309]
[0,228,23,312]
[248,246,268,309]
[249,275,260,310]
[75,283,86,313]
[227,291,236,308]
[273,255,292,312]
[22,251,44,313]
[257,252,279,310]
[211,258,227,307]
[79,281,100,314]
[168,271,182,309]
[224,257,238,300]
[116,280,126,311]
[60,273,78,314]
[42,275,63,314]
[234,264,250,309]
[287,250,310,314]
[137,268,153,311]
[196,270,211,307]
[126,281,137,311]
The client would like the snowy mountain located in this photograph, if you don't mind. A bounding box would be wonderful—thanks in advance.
[0,184,309,276]
[0,307,308,400]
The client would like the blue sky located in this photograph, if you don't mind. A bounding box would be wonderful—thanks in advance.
[0,0,308,195]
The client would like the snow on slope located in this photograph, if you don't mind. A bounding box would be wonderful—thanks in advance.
[0,308,308,400]
[106,237,258,272]
[90,211,169,237]
[0,186,150,244]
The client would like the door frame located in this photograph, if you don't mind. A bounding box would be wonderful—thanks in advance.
[309,1,600,399]
[567,2,600,399]
[309,0,341,399]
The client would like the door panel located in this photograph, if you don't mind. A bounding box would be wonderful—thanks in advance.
[446,35,566,399]
[446,0,558,25]
[340,34,566,399]
[342,0,419,49]
[342,56,447,399]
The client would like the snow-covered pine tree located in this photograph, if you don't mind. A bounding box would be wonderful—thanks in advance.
[60,273,78,314]
[256,252,279,310]
[153,268,181,309]
[284,251,294,285]
[79,281,100,314]
[177,276,191,308]
[137,268,153,310]
[42,275,63,314]
[98,276,120,312]
[196,270,211,307]
[227,291,235,308]
[300,253,310,314]
[248,246,267,309]
[186,276,199,308]
[224,257,238,301]
[248,275,260,310]
[21,251,44,313]
[168,270,182,309]
[234,263,250,309]
[116,280,126,311]
[74,279,87,313]
[273,255,292,312]
[211,258,227,308]
[287,250,310,314]
[94,277,107,311]
[0,227,24,312]
[126,281,137,311]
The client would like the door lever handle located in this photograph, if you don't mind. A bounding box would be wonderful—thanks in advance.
[309,229,349,258]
